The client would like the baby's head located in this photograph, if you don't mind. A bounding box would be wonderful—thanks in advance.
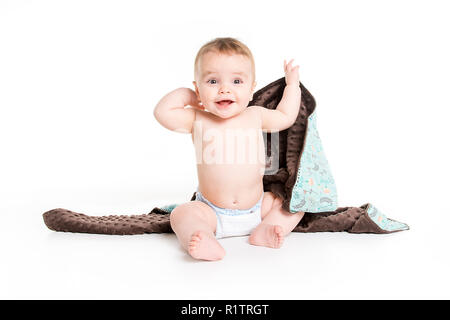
[193,37,257,119]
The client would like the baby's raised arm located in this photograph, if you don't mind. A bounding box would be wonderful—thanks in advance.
[153,88,204,133]
[252,59,301,132]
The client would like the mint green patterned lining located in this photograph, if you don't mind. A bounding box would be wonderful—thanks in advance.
[159,204,178,213]
[366,204,409,232]
[290,110,338,213]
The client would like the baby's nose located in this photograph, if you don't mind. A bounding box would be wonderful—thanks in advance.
[219,86,231,93]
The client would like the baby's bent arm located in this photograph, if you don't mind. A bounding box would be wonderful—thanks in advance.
[258,84,302,132]
[153,88,198,134]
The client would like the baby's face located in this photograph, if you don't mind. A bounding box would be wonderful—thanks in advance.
[193,51,257,119]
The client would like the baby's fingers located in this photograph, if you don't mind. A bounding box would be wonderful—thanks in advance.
[284,59,295,72]
[193,100,205,110]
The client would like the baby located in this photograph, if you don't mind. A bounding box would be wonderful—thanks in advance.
[154,37,304,261]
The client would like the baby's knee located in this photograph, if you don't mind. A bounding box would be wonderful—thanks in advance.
[264,191,282,208]
[263,191,276,205]
[169,202,206,225]
[169,204,189,226]
[273,196,283,208]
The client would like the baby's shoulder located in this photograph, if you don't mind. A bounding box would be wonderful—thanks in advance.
[246,104,267,115]
[244,105,264,120]
[194,109,213,121]
[246,105,262,111]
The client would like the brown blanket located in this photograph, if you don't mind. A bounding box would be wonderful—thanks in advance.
[42,202,405,235]
[42,78,409,235]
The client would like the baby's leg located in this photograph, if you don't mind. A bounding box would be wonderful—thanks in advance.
[170,201,225,261]
[249,192,304,248]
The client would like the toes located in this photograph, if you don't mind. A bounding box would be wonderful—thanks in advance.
[188,232,202,250]
[273,225,284,248]
[274,225,283,235]
[188,244,197,254]
[192,230,204,240]
[189,236,199,246]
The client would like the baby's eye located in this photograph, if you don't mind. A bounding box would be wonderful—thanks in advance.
[208,79,217,84]
[234,79,242,84]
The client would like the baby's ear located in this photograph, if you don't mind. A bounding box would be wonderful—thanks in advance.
[250,81,257,100]
[192,81,200,96]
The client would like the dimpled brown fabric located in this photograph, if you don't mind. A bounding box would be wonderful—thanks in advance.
[42,78,405,235]
[42,203,396,235]
[43,208,172,235]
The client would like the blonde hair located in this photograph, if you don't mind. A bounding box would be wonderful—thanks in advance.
[194,37,255,81]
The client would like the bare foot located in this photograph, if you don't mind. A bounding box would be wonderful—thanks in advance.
[188,230,226,261]
[249,224,284,249]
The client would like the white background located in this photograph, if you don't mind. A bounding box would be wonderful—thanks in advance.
[1,0,449,299]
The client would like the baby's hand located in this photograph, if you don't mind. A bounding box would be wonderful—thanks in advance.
[284,59,300,86]
[178,87,205,111]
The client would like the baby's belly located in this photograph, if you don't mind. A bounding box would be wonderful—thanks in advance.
[196,163,265,210]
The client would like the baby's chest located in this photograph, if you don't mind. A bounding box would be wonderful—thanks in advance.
[196,109,260,136]
[193,121,262,146]
[193,119,264,166]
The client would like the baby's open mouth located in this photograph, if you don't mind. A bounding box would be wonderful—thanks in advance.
[215,100,235,108]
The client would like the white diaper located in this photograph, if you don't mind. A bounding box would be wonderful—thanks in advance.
[195,191,263,239]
